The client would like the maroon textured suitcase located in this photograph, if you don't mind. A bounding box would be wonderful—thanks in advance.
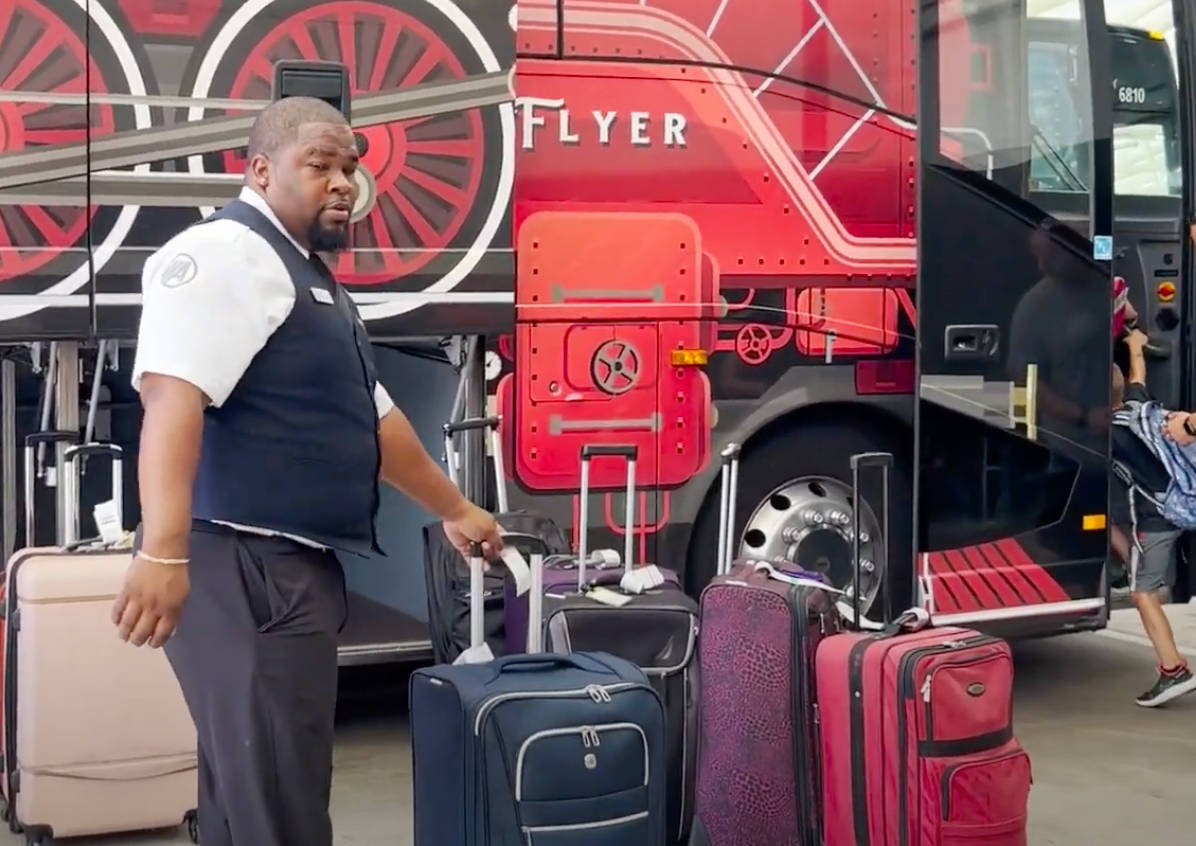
[691,444,841,846]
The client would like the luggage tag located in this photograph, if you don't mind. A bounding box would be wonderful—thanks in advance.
[584,585,632,607]
[753,560,846,594]
[500,545,532,597]
[93,500,125,545]
[619,565,665,595]
[453,642,495,665]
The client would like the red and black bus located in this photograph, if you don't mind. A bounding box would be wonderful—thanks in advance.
[2,0,1190,663]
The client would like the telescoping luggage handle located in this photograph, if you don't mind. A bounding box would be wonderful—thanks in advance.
[22,430,80,546]
[62,443,123,547]
[443,415,508,514]
[848,452,929,634]
[716,442,741,577]
[849,452,891,630]
[463,538,546,663]
[578,444,636,590]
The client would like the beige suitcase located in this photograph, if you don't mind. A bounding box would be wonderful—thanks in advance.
[1,438,198,844]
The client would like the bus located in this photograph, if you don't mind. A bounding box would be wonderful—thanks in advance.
[0,0,1177,663]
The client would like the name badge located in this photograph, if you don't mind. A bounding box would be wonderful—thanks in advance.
[310,287,334,305]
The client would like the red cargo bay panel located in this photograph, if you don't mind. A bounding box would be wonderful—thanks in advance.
[514,211,712,491]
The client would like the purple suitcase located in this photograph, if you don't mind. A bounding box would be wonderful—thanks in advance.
[691,445,842,846]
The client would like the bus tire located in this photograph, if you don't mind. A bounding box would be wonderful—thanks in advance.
[686,417,914,622]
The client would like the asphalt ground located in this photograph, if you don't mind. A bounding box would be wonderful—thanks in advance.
[4,605,1194,845]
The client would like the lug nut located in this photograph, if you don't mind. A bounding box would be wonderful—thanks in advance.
[801,509,824,525]
[827,509,849,525]
[860,559,875,574]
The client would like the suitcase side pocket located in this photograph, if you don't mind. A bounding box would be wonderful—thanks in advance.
[926,741,1032,845]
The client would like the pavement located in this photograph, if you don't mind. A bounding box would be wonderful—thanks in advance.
[2,607,1194,845]
[1101,597,1196,659]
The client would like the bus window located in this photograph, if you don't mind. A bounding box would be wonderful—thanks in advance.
[1026,22,1182,198]
[1108,29,1182,197]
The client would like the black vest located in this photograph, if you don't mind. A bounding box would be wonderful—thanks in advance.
[190,199,383,556]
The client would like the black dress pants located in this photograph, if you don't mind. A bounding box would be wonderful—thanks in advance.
[162,521,347,846]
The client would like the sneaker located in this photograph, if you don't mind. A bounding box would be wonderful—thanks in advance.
[1135,666,1196,708]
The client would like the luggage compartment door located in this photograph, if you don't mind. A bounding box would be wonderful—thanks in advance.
[914,0,1113,624]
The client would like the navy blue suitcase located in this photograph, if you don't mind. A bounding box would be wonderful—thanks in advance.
[410,542,668,845]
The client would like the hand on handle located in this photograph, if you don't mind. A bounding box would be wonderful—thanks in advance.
[443,504,504,565]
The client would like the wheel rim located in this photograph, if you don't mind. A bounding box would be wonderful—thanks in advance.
[738,475,884,612]
[0,0,117,284]
[195,0,488,286]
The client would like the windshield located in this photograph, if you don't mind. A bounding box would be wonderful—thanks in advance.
[1028,23,1180,197]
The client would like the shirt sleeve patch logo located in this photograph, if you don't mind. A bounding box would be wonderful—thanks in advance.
[158,253,199,289]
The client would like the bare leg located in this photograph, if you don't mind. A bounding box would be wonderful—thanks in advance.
[1109,524,1131,565]
[1130,589,1184,670]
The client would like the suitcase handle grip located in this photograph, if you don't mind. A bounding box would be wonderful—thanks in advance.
[444,416,508,513]
[443,416,500,435]
[492,653,596,675]
[581,444,638,459]
[24,430,79,447]
[63,443,123,462]
[716,442,742,576]
[850,452,893,470]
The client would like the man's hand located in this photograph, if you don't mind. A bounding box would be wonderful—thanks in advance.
[111,553,190,648]
[443,502,504,561]
[1164,411,1196,447]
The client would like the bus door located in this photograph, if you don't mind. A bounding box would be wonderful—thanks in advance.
[914,0,1114,631]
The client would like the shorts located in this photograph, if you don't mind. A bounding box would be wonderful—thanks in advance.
[1130,528,1182,594]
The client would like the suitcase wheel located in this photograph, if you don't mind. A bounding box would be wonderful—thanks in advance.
[186,809,200,843]
[22,824,49,845]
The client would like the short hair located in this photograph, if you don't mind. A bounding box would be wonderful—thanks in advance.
[246,96,348,159]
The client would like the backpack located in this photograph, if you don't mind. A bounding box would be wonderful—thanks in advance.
[1111,398,1196,530]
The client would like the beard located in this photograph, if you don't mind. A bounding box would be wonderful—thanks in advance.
[307,218,350,252]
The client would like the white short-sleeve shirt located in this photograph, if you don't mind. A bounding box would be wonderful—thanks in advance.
[132,187,395,547]
[132,186,395,417]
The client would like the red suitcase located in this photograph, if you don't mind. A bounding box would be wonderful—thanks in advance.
[816,453,1032,846]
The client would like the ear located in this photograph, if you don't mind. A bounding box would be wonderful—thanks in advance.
[248,153,271,190]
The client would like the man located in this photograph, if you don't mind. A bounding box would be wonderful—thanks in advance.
[116,96,503,846]
[1111,328,1195,707]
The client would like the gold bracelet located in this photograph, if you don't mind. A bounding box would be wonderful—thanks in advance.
[136,551,190,565]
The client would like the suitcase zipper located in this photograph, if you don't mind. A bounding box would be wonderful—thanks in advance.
[848,635,882,846]
[514,722,648,801]
[473,681,649,735]
[789,585,825,846]
[896,635,998,846]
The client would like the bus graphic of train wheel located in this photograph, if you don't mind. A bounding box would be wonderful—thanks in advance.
[0,0,148,303]
[184,0,507,289]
